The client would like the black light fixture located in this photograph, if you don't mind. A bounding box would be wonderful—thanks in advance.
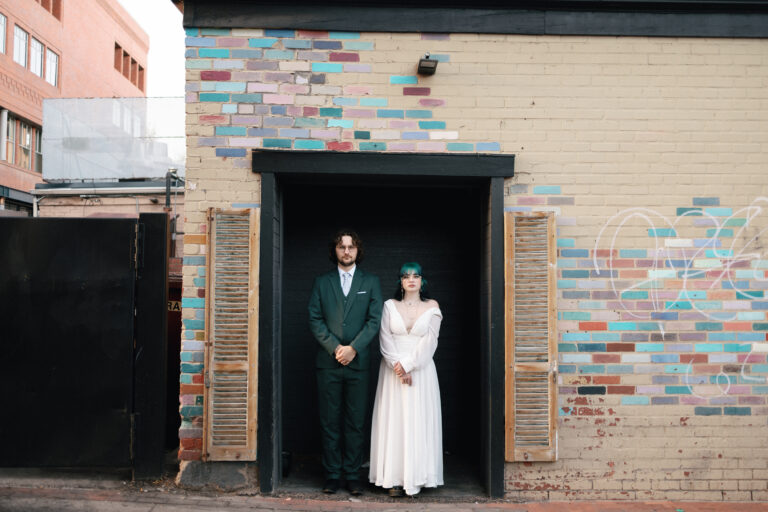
[417,52,437,75]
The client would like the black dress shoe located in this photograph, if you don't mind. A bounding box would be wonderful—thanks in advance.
[388,485,405,497]
[346,479,364,496]
[322,479,340,493]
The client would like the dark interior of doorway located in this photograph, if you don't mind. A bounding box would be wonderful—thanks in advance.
[280,178,483,496]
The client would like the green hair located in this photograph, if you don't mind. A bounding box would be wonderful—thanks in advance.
[394,262,429,300]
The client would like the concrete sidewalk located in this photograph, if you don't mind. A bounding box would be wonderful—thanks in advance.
[1,470,767,511]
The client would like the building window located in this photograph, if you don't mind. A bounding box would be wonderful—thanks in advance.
[13,25,28,67]
[114,41,145,91]
[0,14,6,54]
[114,43,122,71]
[34,130,43,173]
[45,49,58,86]
[30,38,43,77]
[34,0,61,20]
[5,116,15,164]
[18,121,32,170]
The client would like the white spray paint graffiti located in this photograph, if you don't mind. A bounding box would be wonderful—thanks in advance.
[591,197,768,396]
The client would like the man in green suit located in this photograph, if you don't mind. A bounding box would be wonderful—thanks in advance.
[308,230,383,495]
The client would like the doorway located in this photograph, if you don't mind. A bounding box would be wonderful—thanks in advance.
[279,179,483,495]
[256,150,510,497]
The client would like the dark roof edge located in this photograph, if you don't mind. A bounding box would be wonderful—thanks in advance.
[184,1,768,38]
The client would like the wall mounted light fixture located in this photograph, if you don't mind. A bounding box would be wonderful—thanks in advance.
[417,53,437,75]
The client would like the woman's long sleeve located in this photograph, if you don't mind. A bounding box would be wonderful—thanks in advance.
[399,310,442,374]
[378,303,400,369]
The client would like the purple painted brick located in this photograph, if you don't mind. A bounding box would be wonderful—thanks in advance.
[310,129,340,139]
[249,83,279,93]
[389,142,416,151]
[622,333,648,342]
[264,117,294,127]
[248,128,278,136]
[280,128,310,138]
[198,137,226,146]
[389,120,417,129]
[232,115,263,125]
[298,51,329,61]
[265,72,294,82]
[346,109,375,118]
[218,38,247,47]
[344,64,372,72]
[247,61,279,71]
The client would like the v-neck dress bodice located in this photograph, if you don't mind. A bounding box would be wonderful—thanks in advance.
[369,299,444,496]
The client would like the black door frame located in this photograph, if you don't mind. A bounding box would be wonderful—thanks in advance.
[256,150,512,497]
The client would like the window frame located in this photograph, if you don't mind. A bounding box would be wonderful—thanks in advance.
[0,14,6,54]
[6,116,15,165]
[45,48,58,86]
[34,129,43,173]
[17,121,32,170]
[13,25,28,68]
[30,37,44,77]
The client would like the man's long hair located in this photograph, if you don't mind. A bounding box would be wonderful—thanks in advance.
[328,229,365,265]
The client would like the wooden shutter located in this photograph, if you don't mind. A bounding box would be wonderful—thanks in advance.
[203,208,259,461]
[504,211,558,462]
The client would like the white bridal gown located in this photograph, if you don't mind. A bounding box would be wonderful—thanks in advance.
[369,299,444,496]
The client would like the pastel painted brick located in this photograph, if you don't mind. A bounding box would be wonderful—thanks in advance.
[390,75,418,84]
[330,52,360,62]
[403,87,431,95]
[249,38,278,48]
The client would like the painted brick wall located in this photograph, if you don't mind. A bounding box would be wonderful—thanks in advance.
[181,29,768,499]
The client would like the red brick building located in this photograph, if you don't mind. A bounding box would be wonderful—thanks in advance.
[0,0,148,215]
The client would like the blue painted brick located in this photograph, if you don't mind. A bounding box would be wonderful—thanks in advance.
[563,270,589,278]
[390,75,418,84]
[216,148,246,157]
[651,312,678,321]
[738,333,766,341]
[215,126,247,136]
[577,343,606,352]
[406,110,433,118]
[652,354,679,363]
[560,365,577,374]
[249,38,278,48]
[695,407,722,416]
[560,249,589,257]
[231,49,263,59]
[562,291,590,299]
[284,39,311,49]
[637,343,664,352]
[752,302,768,310]
[724,407,751,416]
[294,140,325,150]
[562,333,590,342]
[378,109,405,118]
[693,197,720,206]
[329,31,360,39]
[665,386,692,394]
[653,375,679,384]
[186,37,215,47]
[265,29,295,37]
[265,50,295,60]
[622,396,649,405]
[199,48,230,58]
[592,333,620,341]
[652,396,678,405]
[476,142,501,151]
[184,256,205,266]
[263,138,292,148]
[181,298,205,308]
[314,40,343,49]
[607,365,634,374]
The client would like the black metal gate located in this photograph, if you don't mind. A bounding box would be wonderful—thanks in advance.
[0,214,168,477]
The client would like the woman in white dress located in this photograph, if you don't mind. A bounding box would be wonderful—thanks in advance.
[369,262,443,497]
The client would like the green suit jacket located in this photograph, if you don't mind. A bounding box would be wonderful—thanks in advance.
[309,268,383,370]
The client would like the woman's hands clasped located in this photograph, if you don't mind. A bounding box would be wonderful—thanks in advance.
[394,362,412,386]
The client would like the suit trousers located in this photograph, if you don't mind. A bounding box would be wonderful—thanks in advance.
[317,365,369,480]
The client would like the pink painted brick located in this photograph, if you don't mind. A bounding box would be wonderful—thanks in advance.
[286,106,303,116]
[419,98,445,107]
[231,115,262,125]
[680,396,708,405]
[230,138,262,146]
[263,94,294,104]
[636,386,663,394]
[303,107,319,116]
[265,72,294,82]
[370,130,400,140]
[329,52,360,62]
[389,120,417,129]
[342,130,354,139]
[417,142,446,151]
[518,197,546,205]
[346,109,375,118]
[248,83,279,93]
[389,142,416,151]
[345,86,372,95]
[739,354,766,363]
[403,87,430,96]
[311,129,341,139]
[218,38,248,47]
[281,84,310,94]
[232,71,262,81]
[201,70,231,81]
[358,119,387,129]
[727,386,752,394]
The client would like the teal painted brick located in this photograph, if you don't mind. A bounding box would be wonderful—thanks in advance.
[345,41,374,50]
[181,352,204,362]
[679,291,706,300]
[184,331,195,340]
[559,343,578,352]
[186,60,212,70]
[665,364,692,374]
[378,109,404,118]
[180,406,204,419]
[249,38,278,48]
[327,119,353,128]
[184,256,206,265]
[221,104,237,113]
[419,121,446,129]
[533,186,561,195]
[557,238,575,248]
[231,93,263,103]
[695,343,724,352]
[295,140,325,149]
[447,143,473,152]
[622,396,649,405]
[185,28,199,36]
[182,298,205,308]
[622,291,648,300]
[430,54,451,62]
[263,138,292,148]
[649,269,676,278]
[329,31,360,39]
[390,75,418,84]
[620,249,647,258]
[706,249,733,258]
[406,110,433,118]
[579,365,605,374]
[183,319,204,330]
[197,267,206,277]
[665,386,692,394]
[754,387,768,394]
[724,218,747,227]
[752,364,768,372]
[696,322,723,331]
[609,322,637,331]
[637,343,664,352]
[284,39,311,49]
[265,29,294,37]
[693,197,720,206]
[319,108,343,117]
[695,407,722,416]
[562,270,589,278]
[186,37,215,47]
[215,82,246,92]
[562,333,590,341]
[360,97,387,107]
[706,228,733,237]
[696,301,723,310]
[754,323,768,330]
[579,301,606,309]
[200,93,229,102]
[738,291,764,299]
[180,374,193,384]
[706,207,732,216]
[360,142,386,151]
[738,312,765,320]
[563,311,591,320]
[607,365,634,374]
[180,363,204,373]
[557,280,577,289]
[193,278,206,287]
[199,48,230,58]
[724,407,751,416]
[648,228,677,237]
[638,322,661,331]
[215,126,247,135]
[558,259,577,268]
[724,344,752,352]
[313,63,343,72]
[295,117,327,128]
[676,207,703,216]
[265,49,295,60]
[354,131,370,139]
[592,333,621,341]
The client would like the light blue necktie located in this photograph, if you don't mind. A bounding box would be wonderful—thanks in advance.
[342,272,351,296]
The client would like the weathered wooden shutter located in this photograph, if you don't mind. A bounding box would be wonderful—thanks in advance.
[203,208,259,461]
[504,211,558,462]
